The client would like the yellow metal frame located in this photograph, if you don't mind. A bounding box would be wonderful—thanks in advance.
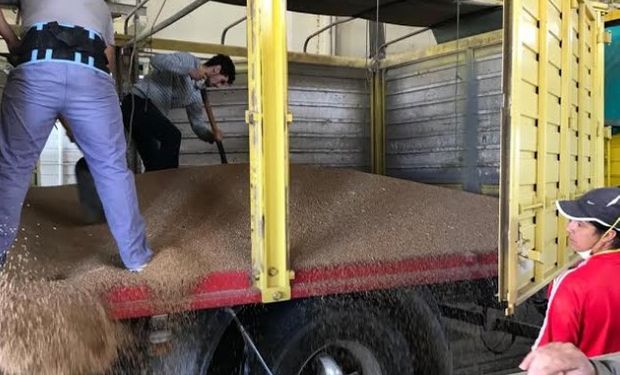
[371,70,386,175]
[605,128,615,186]
[555,0,575,287]
[381,30,502,69]
[604,8,620,23]
[500,0,607,314]
[593,6,606,189]
[115,35,368,68]
[532,0,551,288]
[246,0,293,303]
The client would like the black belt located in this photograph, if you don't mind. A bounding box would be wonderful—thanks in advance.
[13,22,109,73]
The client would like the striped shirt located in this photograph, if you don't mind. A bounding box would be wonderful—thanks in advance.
[132,52,212,141]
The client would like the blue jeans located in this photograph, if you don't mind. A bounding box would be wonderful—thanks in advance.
[0,61,152,269]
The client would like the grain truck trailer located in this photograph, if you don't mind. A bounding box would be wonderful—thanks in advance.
[0,0,610,374]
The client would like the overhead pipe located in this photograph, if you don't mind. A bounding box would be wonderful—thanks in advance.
[302,17,354,53]
[125,0,211,47]
[377,26,430,52]
[300,0,404,55]
[221,16,246,45]
[124,0,153,35]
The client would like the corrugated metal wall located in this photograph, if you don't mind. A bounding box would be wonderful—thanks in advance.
[3,42,505,187]
[385,42,503,194]
[173,63,370,170]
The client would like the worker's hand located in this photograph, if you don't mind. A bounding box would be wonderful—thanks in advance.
[212,128,223,142]
[519,343,595,375]
[189,67,207,81]
[6,39,22,66]
[6,39,20,54]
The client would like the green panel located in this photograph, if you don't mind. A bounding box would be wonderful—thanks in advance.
[605,25,620,126]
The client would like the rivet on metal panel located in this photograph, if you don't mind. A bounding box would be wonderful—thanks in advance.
[272,291,284,301]
[268,267,278,277]
[245,110,252,125]
[252,268,261,281]
[245,110,262,125]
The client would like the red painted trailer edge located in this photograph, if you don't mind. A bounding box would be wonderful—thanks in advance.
[106,252,498,320]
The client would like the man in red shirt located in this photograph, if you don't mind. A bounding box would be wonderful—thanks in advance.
[533,188,620,356]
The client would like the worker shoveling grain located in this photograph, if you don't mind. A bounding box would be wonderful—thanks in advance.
[0,273,129,375]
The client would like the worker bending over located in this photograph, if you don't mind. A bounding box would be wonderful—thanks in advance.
[123,52,235,171]
[0,0,152,272]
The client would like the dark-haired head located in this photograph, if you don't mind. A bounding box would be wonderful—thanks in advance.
[205,54,236,85]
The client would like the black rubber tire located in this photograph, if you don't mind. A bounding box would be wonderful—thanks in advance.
[253,296,415,375]
[393,290,452,375]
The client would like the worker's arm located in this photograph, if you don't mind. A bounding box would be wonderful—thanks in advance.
[0,11,19,52]
[593,360,620,375]
[102,15,116,75]
[201,89,223,142]
[520,342,620,375]
[150,52,203,79]
[186,102,216,143]
[105,45,116,76]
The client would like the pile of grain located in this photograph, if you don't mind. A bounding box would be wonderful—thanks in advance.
[0,164,499,374]
[0,273,127,375]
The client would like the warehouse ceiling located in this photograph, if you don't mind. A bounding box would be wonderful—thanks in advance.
[214,0,501,27]
[214,0,503,43]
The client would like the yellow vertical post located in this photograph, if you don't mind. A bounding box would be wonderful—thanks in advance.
[534,0,549,283]
[557,0,575,268]
[500,0,522,314]
[606,128,612,186]
[592,7,605,187]
[246,0,293,303]
[371,69,386,175]
[577,2,588,193]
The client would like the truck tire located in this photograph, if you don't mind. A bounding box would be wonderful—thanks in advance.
[393,290,452,375]
[253,292,449,375]
[256,298,412,375]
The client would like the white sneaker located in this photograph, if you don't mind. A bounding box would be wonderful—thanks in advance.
[128,260,149,273]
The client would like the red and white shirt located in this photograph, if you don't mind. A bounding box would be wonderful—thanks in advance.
[534,252,620,357]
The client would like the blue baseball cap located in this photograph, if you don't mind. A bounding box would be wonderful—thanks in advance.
[556,187,620,231]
